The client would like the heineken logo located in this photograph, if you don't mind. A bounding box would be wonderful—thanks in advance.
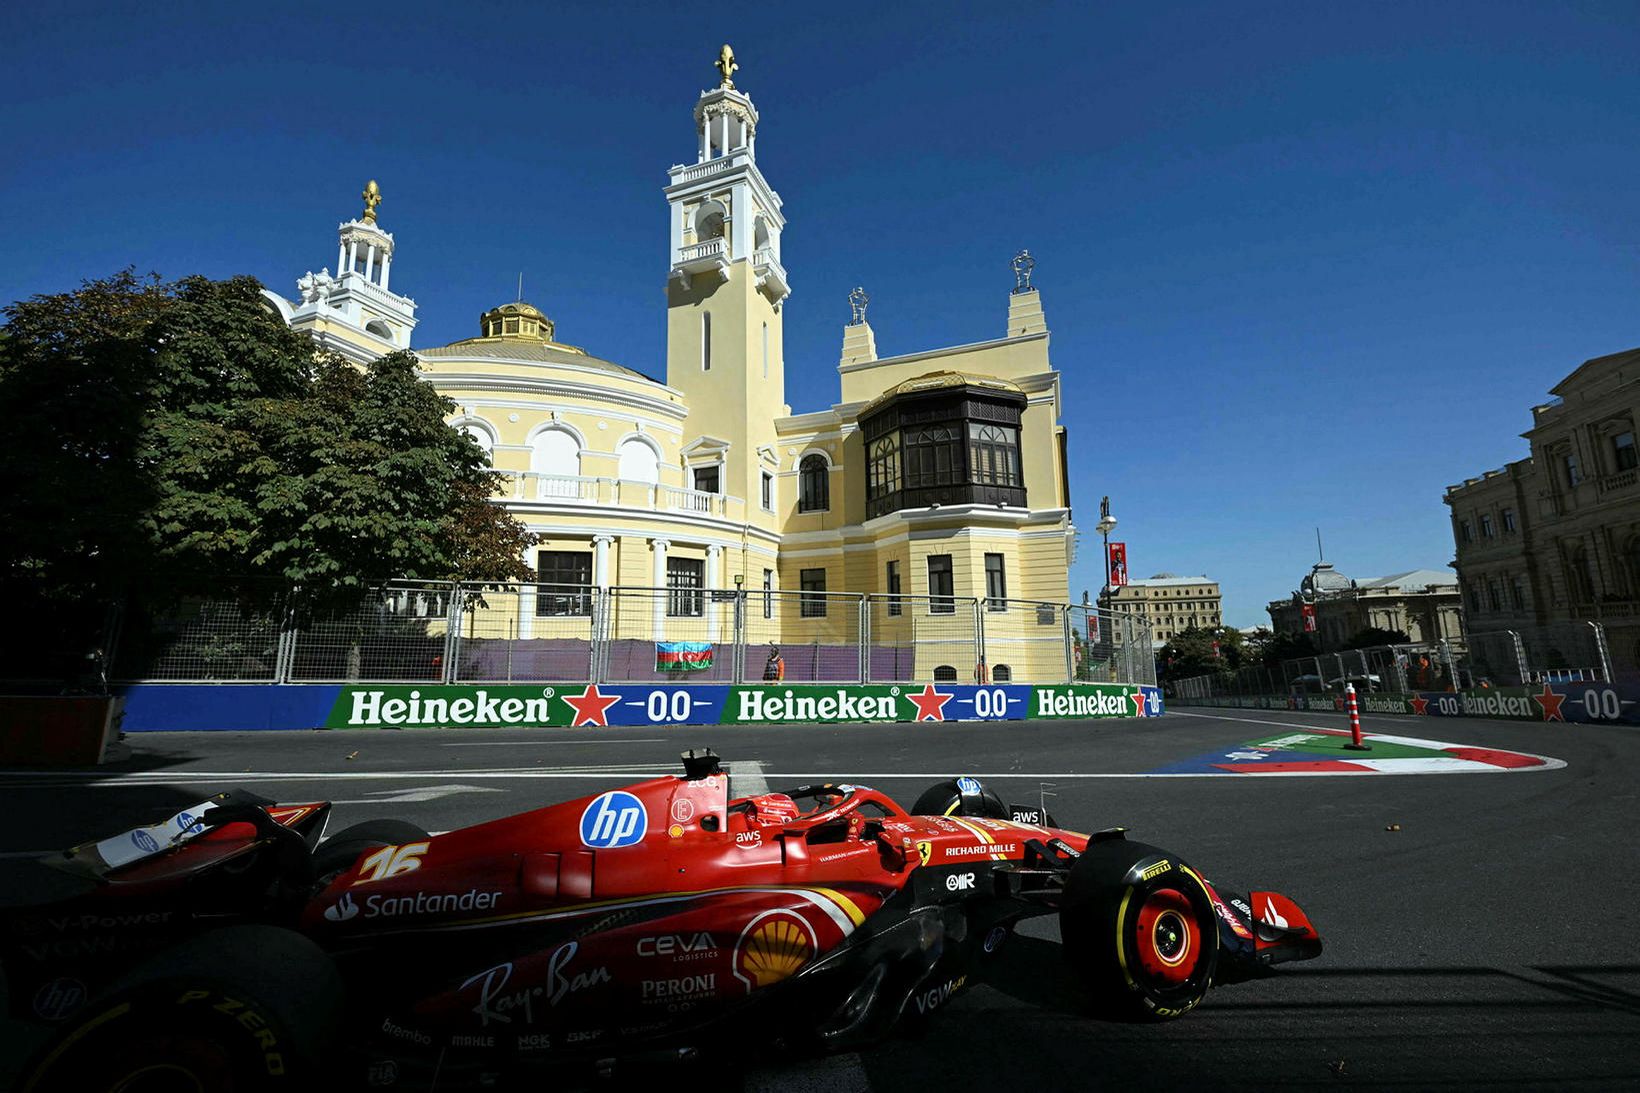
[1458,693,1535,719]
[1034,688,1134,718]
[348,689,552,727]
[735,689,899,723]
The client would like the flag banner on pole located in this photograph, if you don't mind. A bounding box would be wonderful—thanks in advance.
[656,641,714,672]
[1108,542,1129,587]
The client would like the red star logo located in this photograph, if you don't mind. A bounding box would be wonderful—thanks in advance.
[1129,689,1147,716]
[1533,683,1566,722]
[563,684,620,727]
[1409,695,1430,715]
[907,684,952,721]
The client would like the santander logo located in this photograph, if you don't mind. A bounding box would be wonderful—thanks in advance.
[325,892,359,922]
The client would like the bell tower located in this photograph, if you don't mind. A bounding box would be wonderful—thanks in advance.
[665,46,790,520]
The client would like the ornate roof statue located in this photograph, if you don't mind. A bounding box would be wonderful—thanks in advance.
[715,44,738,89]
[848,286,869,326]
[361,179,382,225]
[1011,249,1035,294]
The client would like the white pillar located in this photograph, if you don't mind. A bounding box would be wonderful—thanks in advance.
[365,244,377,282]
[651,538,670,640]
[347,239,359,275]
[699,125,707,162]
[379,252,391,292]
[518,582,535,640]
[593,535,613,587]
[705,544,722,641]
[337,241,347,275]
[718,113,727,159]
[748,130,755,159]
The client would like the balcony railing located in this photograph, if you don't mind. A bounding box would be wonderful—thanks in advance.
[678,238,727,263]
[1597,468,1638,498]
[498,472,744,521]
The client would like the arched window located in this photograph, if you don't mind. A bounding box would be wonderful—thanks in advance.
[694,200,726,241]
[365,319,393,341]
[530,427,580,498]
[459,423,494,465]
[617,437,660,484]
[991,664,1012,682]
[798,454,829,513]
[1566,546,1596,604]
[1625,536,1640,597]
[868,434,900,500]
[933,665,959,682]
[903,425,961,489]
[968,423,1021,486]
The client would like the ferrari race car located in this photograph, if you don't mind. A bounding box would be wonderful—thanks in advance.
[1,751,1321,1090]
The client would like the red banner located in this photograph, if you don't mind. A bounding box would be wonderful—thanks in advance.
[1301,603,1317,633]
[1108,542,1129,588]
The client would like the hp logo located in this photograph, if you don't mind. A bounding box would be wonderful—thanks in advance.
[579,791,648,848]
[956,777,982,796]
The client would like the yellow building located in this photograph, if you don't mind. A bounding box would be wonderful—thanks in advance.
[262,50,1079,683]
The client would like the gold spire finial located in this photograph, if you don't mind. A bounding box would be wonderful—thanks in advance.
[715,44,738,89]
[361,179,382,225]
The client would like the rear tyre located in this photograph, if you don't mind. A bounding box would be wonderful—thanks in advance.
[20,925,342,1092]
[910,779,1009,820]
[312,819,430,881]
[1059,840,1217,1021]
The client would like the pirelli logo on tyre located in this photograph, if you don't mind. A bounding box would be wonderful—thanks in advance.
[1139,859,1172,882]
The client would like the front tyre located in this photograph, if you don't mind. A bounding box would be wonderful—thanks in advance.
[1059,840,1217,1021]
[19,926,341,1093]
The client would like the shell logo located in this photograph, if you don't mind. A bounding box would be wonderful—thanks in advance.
[732,910,816,991]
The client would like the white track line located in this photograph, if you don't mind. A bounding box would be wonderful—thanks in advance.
[733,760,769,796]
[440,738,669,747]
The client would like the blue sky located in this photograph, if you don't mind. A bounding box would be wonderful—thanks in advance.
[4,2,1638,626]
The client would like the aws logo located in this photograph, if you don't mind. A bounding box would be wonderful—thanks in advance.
[732,910,815,991]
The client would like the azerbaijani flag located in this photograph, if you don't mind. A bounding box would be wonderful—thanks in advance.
[656,641,714,672]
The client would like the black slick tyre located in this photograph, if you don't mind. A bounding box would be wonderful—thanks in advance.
[910,779,1009,820]
[19,925,342,1093]
[311,818,430,881]
[1059,839,1217,1021]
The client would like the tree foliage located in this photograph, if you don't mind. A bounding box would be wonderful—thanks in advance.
[0,271,536,617]
[1342,626,1412,650]
[1158,625,1247,682]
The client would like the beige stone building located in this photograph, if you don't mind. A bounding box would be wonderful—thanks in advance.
[1099,575,1222,643]
[259,50,1079,683]
[1265,562,1464,652]
[1445,344,1640,682]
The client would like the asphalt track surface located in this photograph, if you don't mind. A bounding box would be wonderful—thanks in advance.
[1,707,1636,1091]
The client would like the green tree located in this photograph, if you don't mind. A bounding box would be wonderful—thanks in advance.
[0,272,536,631]
[1342,626,1412,650]
[1158,625,1247,683]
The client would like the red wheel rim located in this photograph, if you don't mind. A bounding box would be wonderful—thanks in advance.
[1134,888,1202,985]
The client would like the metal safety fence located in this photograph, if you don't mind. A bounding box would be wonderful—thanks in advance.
[1171,620,1618,700]
[97,582,1159,687]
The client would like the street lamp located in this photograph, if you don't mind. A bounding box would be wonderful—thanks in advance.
[1096,505,1118,598]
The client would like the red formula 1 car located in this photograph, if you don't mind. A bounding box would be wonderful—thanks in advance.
[2,751,1321,1091]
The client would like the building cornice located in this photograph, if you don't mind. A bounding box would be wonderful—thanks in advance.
[419,372,689,421]
[836,332,1049,377]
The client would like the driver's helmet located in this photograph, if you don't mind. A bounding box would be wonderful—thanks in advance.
[743,792,800,827]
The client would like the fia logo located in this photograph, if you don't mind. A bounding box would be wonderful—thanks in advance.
[325,892,360,922]
[579,791,648,848]
[956,777,982,796]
